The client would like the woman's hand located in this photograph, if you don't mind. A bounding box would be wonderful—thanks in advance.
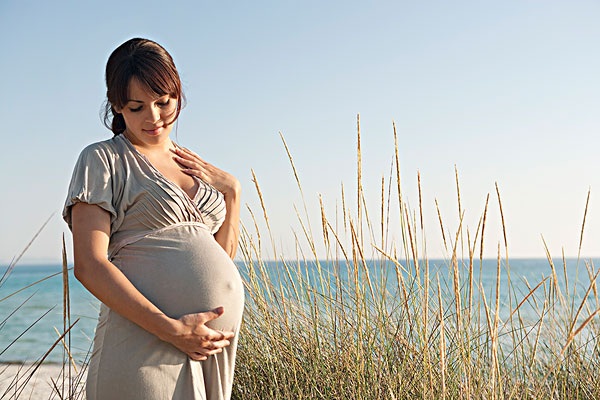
[163,306,235,361]
[172,146,242,258]
[173,147,240,197]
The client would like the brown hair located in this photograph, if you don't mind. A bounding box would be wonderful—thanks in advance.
[103,38,185,135]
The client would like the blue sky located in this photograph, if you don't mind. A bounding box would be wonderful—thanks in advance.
[1,1,599,264]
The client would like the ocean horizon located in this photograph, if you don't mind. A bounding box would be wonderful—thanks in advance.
[2,258,599,364]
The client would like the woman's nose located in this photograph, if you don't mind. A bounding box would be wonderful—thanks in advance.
[146,105,161,123]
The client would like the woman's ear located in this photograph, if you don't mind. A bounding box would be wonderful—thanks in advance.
[112,105,122,114]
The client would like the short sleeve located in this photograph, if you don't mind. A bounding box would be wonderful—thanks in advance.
[62,143,118,230]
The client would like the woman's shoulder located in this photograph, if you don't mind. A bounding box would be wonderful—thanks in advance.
[75,135,131,167]
[79,135,126,157]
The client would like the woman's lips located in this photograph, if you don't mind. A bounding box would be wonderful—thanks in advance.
[143,126,163,135]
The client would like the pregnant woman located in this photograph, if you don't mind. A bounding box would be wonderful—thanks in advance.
[63,38,244,400]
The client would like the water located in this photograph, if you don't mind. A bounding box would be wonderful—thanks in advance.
[1,258,598,364]
[0,265,99,364]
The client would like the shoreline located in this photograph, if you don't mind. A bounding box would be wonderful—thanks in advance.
[0,363,86,400]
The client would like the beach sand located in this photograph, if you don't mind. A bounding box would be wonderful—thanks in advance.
[0,363,86,400]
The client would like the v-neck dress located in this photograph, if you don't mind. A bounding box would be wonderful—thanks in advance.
[63,135,244,400]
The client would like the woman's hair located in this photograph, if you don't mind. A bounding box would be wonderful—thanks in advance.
[103,38,185,135]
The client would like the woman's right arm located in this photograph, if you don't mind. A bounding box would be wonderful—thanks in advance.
[71,202,234,360]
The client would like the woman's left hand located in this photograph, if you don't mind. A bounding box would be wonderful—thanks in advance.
[173,147,240,196]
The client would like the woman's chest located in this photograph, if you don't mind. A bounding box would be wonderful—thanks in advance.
[143,154,199,199]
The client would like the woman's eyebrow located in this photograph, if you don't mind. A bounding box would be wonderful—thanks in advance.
[127,95,169,103]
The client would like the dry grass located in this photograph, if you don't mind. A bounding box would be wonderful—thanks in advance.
[233,118,600,399]
[1,232,86,399]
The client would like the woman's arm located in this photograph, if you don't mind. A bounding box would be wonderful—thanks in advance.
[71,202,234,360]
[173,147,241,258]
[213,185,241,258]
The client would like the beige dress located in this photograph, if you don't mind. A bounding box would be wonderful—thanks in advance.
[63,134,244,400]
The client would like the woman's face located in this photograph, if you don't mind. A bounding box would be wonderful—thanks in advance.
[117,78,178,146]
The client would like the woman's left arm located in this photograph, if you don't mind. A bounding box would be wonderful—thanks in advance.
[174,147,241,258]
[213,186,241,258]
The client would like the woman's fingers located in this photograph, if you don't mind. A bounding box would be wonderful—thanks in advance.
[173,155,198,168]
[171,147,240,196]
[172,149,212,182]
[184,338,230,360]
[198,306,225,322]
[197,329,232,345]
[173,154,204,171]
[190,353,207,361]
[189,345,225,361]
[210,333,232,348]
[173,147,202,163]
[187,335,229,361]
[174,308,235,360]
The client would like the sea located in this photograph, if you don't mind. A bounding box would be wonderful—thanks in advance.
[1,258,599,364]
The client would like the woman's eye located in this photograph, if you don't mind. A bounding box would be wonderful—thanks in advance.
[158,99,171,107]
[129,106,143,112]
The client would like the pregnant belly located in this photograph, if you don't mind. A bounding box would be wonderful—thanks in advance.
[110,224,244,331]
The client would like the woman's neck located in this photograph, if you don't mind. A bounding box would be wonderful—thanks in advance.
[123,130,174,155]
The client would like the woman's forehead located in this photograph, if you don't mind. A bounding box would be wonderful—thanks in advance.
[127,78,168,102]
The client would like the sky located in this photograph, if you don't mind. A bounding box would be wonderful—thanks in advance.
[1,1,599,264]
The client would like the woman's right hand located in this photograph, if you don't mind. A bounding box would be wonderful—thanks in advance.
[164,306,235,361]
